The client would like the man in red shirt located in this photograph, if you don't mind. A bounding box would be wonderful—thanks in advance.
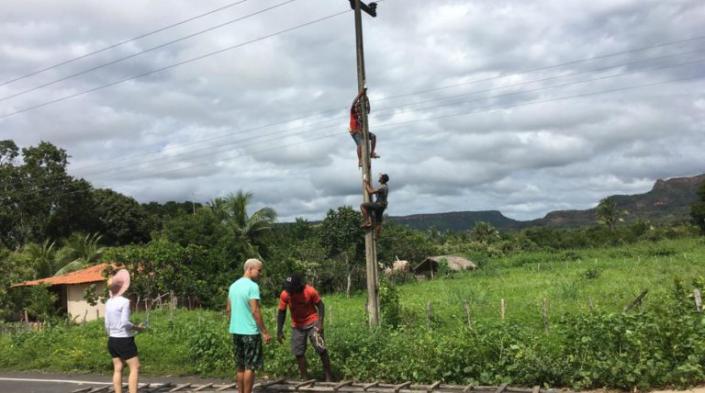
[349,88,379,167]
[276,274,333,381]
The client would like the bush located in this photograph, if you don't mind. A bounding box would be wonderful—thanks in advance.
[379,279,402,328]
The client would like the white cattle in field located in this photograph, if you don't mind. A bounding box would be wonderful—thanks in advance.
[392,259,410,273]
[384,259,410,277]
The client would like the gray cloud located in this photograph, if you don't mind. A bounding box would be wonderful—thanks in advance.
[1,0,704,222]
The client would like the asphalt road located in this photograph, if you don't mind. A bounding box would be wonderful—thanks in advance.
[0,372,228,393]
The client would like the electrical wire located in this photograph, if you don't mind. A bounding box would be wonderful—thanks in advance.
[0,0,250,87]
[0,0,297,103]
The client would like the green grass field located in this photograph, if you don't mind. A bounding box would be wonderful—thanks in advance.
[2,237,705,389]
[322,237,705,329]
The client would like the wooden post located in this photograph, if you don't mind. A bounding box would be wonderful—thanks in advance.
[353,0,380,328]
[542,298,549,333]
[427,302,433,326]
[500,298,505,321]
[694,289,702,313]
[588,297,594,312]
[463,300,472,329]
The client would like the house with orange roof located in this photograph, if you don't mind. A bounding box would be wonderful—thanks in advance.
[13,263,110,322]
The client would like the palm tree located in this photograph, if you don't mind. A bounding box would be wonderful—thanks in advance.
[209,191,277,259]
[470,221,500,244]
[55,233,105,275]
[597,197,619,232]
[23,239,57,278]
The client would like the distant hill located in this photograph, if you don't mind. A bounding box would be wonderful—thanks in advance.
[389,173,705,231]
[389,210,523,231]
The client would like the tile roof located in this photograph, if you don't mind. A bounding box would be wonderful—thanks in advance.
[12,263,109,287]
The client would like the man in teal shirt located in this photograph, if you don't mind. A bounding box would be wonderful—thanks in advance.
[227,258,271,393]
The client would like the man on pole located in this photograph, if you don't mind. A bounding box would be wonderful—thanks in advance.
[349,88,379,167]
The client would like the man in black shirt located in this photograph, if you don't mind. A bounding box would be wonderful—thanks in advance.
[361,173,389,237]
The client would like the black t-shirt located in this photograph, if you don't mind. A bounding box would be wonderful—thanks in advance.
[375,184,388,206]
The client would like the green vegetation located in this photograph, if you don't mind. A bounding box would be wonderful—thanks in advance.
[3,139,705,389]
[2,237,705,390]
[692,181,705,234]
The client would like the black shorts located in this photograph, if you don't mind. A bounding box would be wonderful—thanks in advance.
[108,337,138,360]
[362,202,386,221]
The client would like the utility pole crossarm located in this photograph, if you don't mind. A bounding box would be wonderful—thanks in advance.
[348,0,377,17]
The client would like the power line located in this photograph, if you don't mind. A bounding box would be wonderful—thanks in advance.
[4,55,702,191]
[70,55,705,179]
[0,0,250,87]
[380,35,705,101]
[373,49,703,112]
[5,72,700,199]
[0,0,297,103]
[50,47,705,177]
[1,12,701,120]
[0,7,351,120]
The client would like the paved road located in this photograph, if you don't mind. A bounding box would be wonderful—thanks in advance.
[0,372,228,393]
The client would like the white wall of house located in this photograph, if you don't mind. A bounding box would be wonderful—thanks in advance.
[66,282,106,322]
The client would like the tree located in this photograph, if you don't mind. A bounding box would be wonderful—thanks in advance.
[469,221,500,244]
[55,233,105,275]
[0,246,35,320]
[376,223,436,265]
[0,141,94,248]
[0,140,19,166]
[25,284,59,322]
[163,208,227,247]
[142,200,202,233]
[320,206,365,298]
[209,191,277,259]
[691,182,705,235]
[22,239,58,278]
[597,197,619,232]
[92,188,150,245]
[0,140,22,249]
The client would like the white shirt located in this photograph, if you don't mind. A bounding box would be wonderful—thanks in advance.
[104,296,134,337]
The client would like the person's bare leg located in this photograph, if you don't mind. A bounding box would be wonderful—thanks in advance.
[125,357,140,393]
[243,370,256,393]
[319,351,333,382]
[236,368,245,393]
[370,134,379,158]
[111,358,124,393]
[360,204,371,227]
[357,144,362,166]
[296,355,308,380]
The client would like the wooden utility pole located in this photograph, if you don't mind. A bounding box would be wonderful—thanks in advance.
[352,0,380,327]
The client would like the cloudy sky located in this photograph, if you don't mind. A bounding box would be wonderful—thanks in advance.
[1,0,704,221]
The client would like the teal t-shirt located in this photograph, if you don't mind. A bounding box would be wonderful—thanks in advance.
[228,277,261,335]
